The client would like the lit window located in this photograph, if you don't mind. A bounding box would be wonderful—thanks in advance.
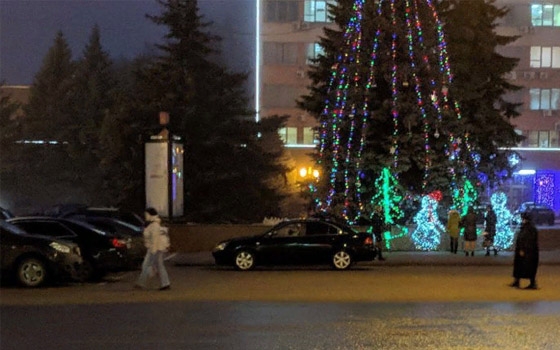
[530,46,560,68]
[529,88,560,110]
[303,0,335,23]
[302,127,317,145]
[526,130,559,148]
[531,4,560,26]
[524,130,559,148]
[306,42,325,65]
[278,127,298,144]
[526,130,539,147]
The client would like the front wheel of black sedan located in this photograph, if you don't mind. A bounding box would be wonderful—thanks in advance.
[17,257,48,287]
[332,250,352,270]
[234,250,255,271]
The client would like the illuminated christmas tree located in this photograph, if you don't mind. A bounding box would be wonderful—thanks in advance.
[310,0,471,224]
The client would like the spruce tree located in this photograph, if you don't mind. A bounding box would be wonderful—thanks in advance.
[141,0,288,222]
[441,0,523,190]
[0,86,21,174]
[68,25,116,201]
[19,32,78,203]
[299,0,522,220]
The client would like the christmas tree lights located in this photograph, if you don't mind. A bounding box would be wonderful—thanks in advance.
[411,191,445,250]
[315,0,473,225]
[490,192,514,250]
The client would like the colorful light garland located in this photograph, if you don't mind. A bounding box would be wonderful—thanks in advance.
[316,0,473,225]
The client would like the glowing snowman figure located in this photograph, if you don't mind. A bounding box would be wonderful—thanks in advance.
[411,193,445,250]
[490,192,514,250]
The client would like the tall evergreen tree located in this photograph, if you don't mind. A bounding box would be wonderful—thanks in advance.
[18,32,78,203]
[441,0,523,190]
[137,0,288,222]
[0,85,21,175]
[299,0,522,221]
[24,31,75,144]
[67,25,116,201]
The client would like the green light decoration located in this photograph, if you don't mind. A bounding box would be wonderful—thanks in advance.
[452,179,478,215]
[490,192,514,250]
[411,193,445,250]
[367,167,405,250]
[370,167,404,224]
[383,225,409,250]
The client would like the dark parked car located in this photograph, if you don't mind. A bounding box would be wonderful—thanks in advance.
[212,219,377,270]
[65,216,146,268]
[51,204,144,227]
[8,217,132,281]
[513,202,555,226]
[1,206,15,220]
[1,220,83,287]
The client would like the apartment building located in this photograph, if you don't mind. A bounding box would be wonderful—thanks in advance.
[258,0,560,212]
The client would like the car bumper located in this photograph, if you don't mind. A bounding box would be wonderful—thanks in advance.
[47,252,84,282]
[93,249,130,272]
[353,247,377,262]
[212,250,232,266]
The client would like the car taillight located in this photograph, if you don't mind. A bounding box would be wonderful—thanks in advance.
[111,238,127,249]
[364,237,373,245]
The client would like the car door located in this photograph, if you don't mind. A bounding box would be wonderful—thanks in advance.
[296,221,342,264]
[255,222,304,265]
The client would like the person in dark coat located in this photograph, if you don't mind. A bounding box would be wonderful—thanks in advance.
[484,204,498,256]
[460,206,478,256]
[371,206,387,261]
[510,212,539,289]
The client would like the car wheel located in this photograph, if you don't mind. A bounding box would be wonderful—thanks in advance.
[17,257,48,287]
[332,250,352,270]
[234,250,255,271]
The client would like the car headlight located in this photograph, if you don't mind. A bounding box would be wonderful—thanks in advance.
[49,242,72,254]
[213,242,228,251]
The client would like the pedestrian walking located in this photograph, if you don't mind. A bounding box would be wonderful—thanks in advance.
[136,207,171,291]
[371,206,387,261]
[446,208,461,254]
[510,212,539,290]
[484,204,498,256]
[460,206,478,256]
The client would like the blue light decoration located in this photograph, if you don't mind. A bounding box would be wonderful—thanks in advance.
[411,191,445,250]
[490,192,514,250]
[535,173,555,209]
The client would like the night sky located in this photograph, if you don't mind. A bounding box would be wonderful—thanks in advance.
[0,0,255,86]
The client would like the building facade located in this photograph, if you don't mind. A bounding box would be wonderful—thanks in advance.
[258,0,560,213]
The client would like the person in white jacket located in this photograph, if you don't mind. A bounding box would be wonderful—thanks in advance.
[135,207,170,290]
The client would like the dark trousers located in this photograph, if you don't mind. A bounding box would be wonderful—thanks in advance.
[450,237,458,254]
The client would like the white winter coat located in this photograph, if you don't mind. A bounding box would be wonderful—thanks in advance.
[143,217,165,253]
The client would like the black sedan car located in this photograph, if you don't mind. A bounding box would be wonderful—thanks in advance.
[66,216,146,269]
[212,219,377,270]
[1,220,83,287]
[52,204,145,227]
[8,217,132,281]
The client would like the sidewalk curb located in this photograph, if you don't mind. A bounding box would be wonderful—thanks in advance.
[170,250,560,267]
